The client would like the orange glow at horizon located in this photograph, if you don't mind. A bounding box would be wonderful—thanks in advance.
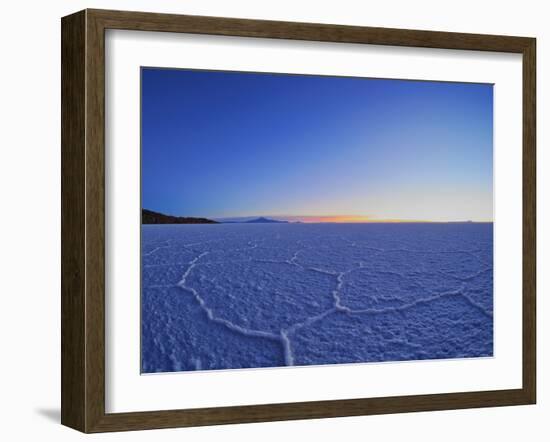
[307,215,373,223]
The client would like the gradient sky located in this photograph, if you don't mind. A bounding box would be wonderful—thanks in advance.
[142,68,493,222]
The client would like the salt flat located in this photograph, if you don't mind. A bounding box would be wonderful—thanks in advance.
[141,223,493,373]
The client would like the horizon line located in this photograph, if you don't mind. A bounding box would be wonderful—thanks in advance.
[211,214,493,223]
[216,220,495,224]
[143,209,493,224]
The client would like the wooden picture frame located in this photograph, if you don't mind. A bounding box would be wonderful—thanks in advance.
[61,8,536,433]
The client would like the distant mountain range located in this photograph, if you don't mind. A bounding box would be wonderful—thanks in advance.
[142,209,218,224]
[215,216,290,224]
[244,217,288,224]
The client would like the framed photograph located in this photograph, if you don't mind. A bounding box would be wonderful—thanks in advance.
[61,9,536,433]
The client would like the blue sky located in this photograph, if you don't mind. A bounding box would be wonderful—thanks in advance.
[141,68,493,222]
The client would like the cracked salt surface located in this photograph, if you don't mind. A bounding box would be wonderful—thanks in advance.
[141,223,493,373]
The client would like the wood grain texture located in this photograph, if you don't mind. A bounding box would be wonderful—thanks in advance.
[61,10,86,432]
[85,9,107,432]
[61,8,537,433]
[89,8,532,52]
[522,38,536,403]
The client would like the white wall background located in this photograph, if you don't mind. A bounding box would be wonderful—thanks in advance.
[0,0,546,440]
